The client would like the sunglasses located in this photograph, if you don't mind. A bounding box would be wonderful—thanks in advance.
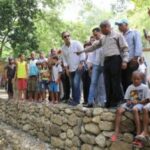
[63,35,70,39]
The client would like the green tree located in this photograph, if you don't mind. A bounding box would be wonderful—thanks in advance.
[0,0,38,57]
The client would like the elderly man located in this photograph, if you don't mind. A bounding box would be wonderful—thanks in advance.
[77,20,129,108]
[115,19,143,92]
[61,31,85,106]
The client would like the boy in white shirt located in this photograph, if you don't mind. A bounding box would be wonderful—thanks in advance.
[49,56,62,104]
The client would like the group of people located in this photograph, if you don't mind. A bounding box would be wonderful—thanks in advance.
[3,17,150,147]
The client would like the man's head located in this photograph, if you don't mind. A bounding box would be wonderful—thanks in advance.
[61,31,71,45]
[92,27,101,40]
[100,20,111,35]
[115,19,129,33]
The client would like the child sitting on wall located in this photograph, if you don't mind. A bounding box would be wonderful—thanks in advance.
[111,71,150,146]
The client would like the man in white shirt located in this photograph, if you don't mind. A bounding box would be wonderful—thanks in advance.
[86,28,106,107]
[61,31,85,106]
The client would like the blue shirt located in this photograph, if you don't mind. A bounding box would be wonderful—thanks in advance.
[28,59,39,76]
[124,29,143,60]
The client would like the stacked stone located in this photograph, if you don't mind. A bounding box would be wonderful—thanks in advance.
[0,99,150,150]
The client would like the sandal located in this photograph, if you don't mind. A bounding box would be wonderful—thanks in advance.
[133,139,144,148]
[135,135,147,142]
[111,134,118,142]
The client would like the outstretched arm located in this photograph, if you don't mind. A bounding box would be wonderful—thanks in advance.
[75,40,102,55]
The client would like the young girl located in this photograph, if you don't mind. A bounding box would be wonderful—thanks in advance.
[111,71,150,146]
[16,54,28,101]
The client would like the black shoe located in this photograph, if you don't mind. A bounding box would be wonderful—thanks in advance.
[84,104,93,108]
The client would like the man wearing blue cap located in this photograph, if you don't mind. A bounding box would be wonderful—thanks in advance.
[115,19,143,92]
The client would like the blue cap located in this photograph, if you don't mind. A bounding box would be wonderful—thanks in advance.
[115,19,128,25]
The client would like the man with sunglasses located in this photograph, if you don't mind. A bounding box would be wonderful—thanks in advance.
[61,31,85,106]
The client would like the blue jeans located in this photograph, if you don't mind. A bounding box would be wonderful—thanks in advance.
[70,70,82,104]
[88,64,103,105]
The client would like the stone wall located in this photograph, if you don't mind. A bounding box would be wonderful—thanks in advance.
[0,99,149,150]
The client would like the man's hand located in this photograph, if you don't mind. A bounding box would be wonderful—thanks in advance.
[121,62,127,70]
[127,100,132,105]
[78,63,83,71]
[74,51,84,55]
[66,68,70,77]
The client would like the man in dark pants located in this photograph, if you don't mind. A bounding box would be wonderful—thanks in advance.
[61,70,70,102]
[115,19,143,92]
[76,20,129,108]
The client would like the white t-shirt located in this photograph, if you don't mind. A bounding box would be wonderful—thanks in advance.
[62,40,85,72]
[124,83,150,101]
[51,64,62,82]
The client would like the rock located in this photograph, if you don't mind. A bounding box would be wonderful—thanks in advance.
[65,108,73,114]
[68,114,78,126]
[123,133,134,143]
[60,132,67,140]
[80,134,95,144]
[85,123,100,135]
[65,139,73,147]
[85,109,93,117]
[101,112,115,121]
[51,137,64,149]
[73,126,81,136]
[110,141,132,150]
[120,119,135,132]
[99,121,114,131]
[44,107,52,119]
[61,124,69,131]
[51,114,63,125]
[124,112,134,120]
[81,144,93,150]
[95,134,106,147]
[71,147,79,150]
[81,126,85,134]
[67,129,74,139]
[49,124,61,136]
[83,117,92,123]
[106,140,111,147]
[72,136,81,147]
[92,116,100,124]
[93,108,103,116]
[22,124,32,131]
[93,146,103,150]
[102,131,114,137]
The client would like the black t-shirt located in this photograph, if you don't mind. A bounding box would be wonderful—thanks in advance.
[5,65,16,79]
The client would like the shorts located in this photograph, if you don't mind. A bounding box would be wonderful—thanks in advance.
[121,103,144,111]
[28,76,38,92]
[143,103,150,111]
[41,80,49,91]
[17,78,27,90]
[49,81,59,92]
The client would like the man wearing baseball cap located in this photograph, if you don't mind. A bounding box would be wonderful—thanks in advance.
[115,19,143,92]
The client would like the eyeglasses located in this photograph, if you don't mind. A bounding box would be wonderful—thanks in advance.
[63,35,70,39]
